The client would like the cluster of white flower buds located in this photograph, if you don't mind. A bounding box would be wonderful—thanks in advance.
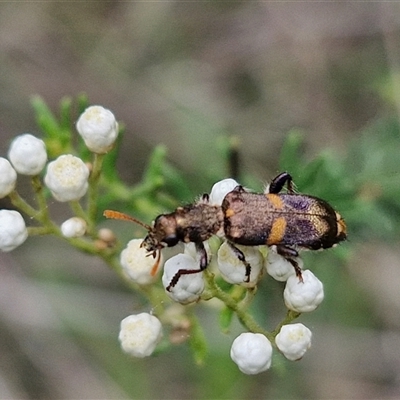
[0,105,118,251]
[1,101,328,373]
[119,179,324,370]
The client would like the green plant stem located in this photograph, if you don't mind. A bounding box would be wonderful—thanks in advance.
[9,189,64,238]
[87,153,105,225]
[99,250,168,313]
[69,200,94,235]
[28,226,56,235]
[271,310,301,338]
[31,175,52,224]
[203,270,273,340]
[240,286,257,311]
[9,190,40,219]
[8,189,59,233]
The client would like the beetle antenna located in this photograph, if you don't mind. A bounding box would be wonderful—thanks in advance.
[103,210,152,231]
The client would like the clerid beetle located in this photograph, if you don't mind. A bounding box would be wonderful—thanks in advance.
[222,172,347,280]
[104,172,346,290]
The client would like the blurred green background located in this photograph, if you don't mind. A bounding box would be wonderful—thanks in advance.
[1,2,400,399]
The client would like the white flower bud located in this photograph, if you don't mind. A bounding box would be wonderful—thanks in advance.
[76,105,119,154]
[8,134,47,175]
[230,332,273,375]
[0,158,17,198]
[119,313,163,358]
[162,253,204,304]
[120,239,162,285]
[217,241,263,287]
[183,241,211,265]
[265,246,300,282]
[60,217,87,238]
[275,323,312,361]
[44,155,89,202]
[97,228,116,245]
[0,210,28,251]
[284,270,324,312]
[209,178,239,205]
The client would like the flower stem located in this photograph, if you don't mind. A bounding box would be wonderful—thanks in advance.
[69,200,92,233]
[202,270,273,340]
[87,153,104,224]
[9,190,44,223]
[271,310,301,338]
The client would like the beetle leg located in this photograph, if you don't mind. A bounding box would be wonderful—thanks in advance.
[276,245,303,282]
[166,241,208,291]
[201,193,210,202]
[196,241,209,269]
[269,172,294,194]
[227,241,252,283]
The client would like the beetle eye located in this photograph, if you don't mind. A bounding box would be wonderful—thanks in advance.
[163,234,179,247]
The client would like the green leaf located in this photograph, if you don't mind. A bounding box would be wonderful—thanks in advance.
[76,92,90,115]
[101,124,126,183]
[31,95,73,157]
[59,96,73,132]
[31,95,61,138]
[188,315,208,366]
[219,306,234,333]
[142,145,167,186]
[278,129,304,173]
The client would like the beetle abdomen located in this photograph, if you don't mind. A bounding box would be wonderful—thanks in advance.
[222,190,346,250]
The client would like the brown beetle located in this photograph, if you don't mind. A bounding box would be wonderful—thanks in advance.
[222,172,347,279]
[104,172,346,289]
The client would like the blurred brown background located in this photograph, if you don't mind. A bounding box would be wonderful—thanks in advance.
[0,2,400,399]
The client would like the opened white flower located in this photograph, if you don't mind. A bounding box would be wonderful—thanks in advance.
[0,210,28,251]
[44,155,89,202]
[275,323,312,361]
[120,239,162,285]
[0,158,17,198]
[230,332,273,375]
[284,269,324,312]
[8,134,47,175]
[119,313,163,358]
[76,105,119,154]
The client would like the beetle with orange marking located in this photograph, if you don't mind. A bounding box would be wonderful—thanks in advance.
[104,172,347,290]
[222,172,346,280]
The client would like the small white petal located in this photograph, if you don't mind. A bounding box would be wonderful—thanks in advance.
[0,210,28,251]
[60,217,87,238]
[230,333,273,375]
[0,158,17,198]
[76,106,119,154]
[275,323,312,361]
[162,253,204,304]
[209,178,239,205]
[120,239,162,285]
[44,155,89,202]
[284,270,324,312]
[8,134,47,175]
[119,313,163,358]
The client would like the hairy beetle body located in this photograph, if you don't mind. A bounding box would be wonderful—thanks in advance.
[147,202,223,248]
[104,172,346,290]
